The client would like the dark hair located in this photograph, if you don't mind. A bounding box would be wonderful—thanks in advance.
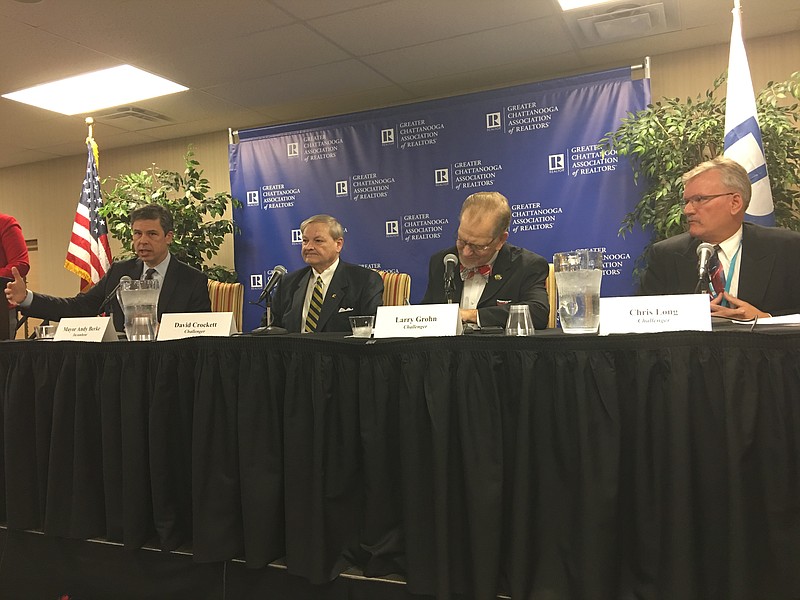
[130,204,174,234]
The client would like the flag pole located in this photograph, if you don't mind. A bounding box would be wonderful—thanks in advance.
[65,119,113,290]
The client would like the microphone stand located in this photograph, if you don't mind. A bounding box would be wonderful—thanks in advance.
[695,272,710,294]
[251,292,287,335]
[444,274,455,304]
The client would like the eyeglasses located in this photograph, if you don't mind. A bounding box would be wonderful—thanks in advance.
[682,192,735,207]
[455,235,498,253]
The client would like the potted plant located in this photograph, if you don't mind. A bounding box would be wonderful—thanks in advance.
[600,71,800,255]
[99,148,241,282]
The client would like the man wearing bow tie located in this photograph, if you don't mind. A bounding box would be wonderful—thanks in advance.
[421,191,550,328]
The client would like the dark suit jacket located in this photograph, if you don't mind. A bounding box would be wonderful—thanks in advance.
[638,222,800,316]
[26,255,211,331]
[268,261,384,333]
[421,244,550,329]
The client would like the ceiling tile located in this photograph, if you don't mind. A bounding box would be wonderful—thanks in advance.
[362,16,573,83]
[310,0,558,55]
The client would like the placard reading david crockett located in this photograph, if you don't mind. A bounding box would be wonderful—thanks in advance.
[173,320,216,334]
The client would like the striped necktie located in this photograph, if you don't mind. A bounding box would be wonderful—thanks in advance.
[708,245,726,298]
[304,276,324,332]
[144,268,157,280]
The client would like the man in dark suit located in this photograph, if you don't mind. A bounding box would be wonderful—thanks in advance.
[639,157,800,318]
[268,214,383,333]
[5,204,210,331]
[421,191,550,329]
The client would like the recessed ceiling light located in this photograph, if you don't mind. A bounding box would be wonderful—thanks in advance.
[558,0,617,10]
[2,65,188,115]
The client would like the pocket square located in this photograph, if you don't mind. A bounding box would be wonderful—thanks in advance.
[338,307,354,313]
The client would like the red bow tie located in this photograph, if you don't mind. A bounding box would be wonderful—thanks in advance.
[460,264,492,280]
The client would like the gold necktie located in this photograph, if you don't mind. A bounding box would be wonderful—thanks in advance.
[304,276,324,332]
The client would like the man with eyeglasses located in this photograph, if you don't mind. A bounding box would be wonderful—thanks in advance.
[639,156,800,319]
[421,191,550,328]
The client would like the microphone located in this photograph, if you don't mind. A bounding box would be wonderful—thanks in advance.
[443,253,458,304]
[696,242,715,279]
[251,265,289,336]
[695,242,715,294]
[257,265,287,304]
[99,275,132,314]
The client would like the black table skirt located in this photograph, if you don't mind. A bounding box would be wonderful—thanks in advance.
[1,331,799,600]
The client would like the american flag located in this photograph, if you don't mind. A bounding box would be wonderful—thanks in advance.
[64,140,113,290]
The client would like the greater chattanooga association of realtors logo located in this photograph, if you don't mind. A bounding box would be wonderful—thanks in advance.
[336,173,396,200]
[505,101,560,134]
[256,183,300,210]
[381,128,395,146]
[434,168,449,186]
[547,145,620,177]
[569,145,618,177]
[510,202,563,233]
[287,133,343,162]
[250,274,263,289]
[486,112,501,131]
[291,229,302,244]
[401,213,449,242]
[452,159,503,191]
[396,119,445,149]
[352,173,395,200]
[385,220,399,237]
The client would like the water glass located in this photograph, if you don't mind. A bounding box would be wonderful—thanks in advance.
[505,304,534,336]
[349,315,374,338]
[35,324,57,340]
[553,249,603,334]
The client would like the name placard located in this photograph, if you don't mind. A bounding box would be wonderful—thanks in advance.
[599,294,711,335]
[54,316,117,342]
[374,304,462,338]
[157,312,237,340]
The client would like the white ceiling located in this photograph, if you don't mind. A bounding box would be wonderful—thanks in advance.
[0,0,797,169]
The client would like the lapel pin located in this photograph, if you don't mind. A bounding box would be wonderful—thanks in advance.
[494,274,502,280]
[331,293,337,298]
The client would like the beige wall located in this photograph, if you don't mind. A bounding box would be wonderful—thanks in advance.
[4,130,231,296]
[2,30,798,298]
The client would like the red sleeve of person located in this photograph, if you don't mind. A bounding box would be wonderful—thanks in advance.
[0,213,31,307]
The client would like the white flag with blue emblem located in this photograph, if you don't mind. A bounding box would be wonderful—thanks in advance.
[723,0,774,225]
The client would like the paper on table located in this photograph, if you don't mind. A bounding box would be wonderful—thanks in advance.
[728,313,800,325]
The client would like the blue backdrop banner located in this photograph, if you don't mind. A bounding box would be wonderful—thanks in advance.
[230,67,651,331]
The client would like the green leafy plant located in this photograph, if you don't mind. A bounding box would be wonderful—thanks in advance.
[600,71,800,247]
[99,148,241,282]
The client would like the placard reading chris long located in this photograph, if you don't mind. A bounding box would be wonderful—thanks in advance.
[231,68,651,331]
